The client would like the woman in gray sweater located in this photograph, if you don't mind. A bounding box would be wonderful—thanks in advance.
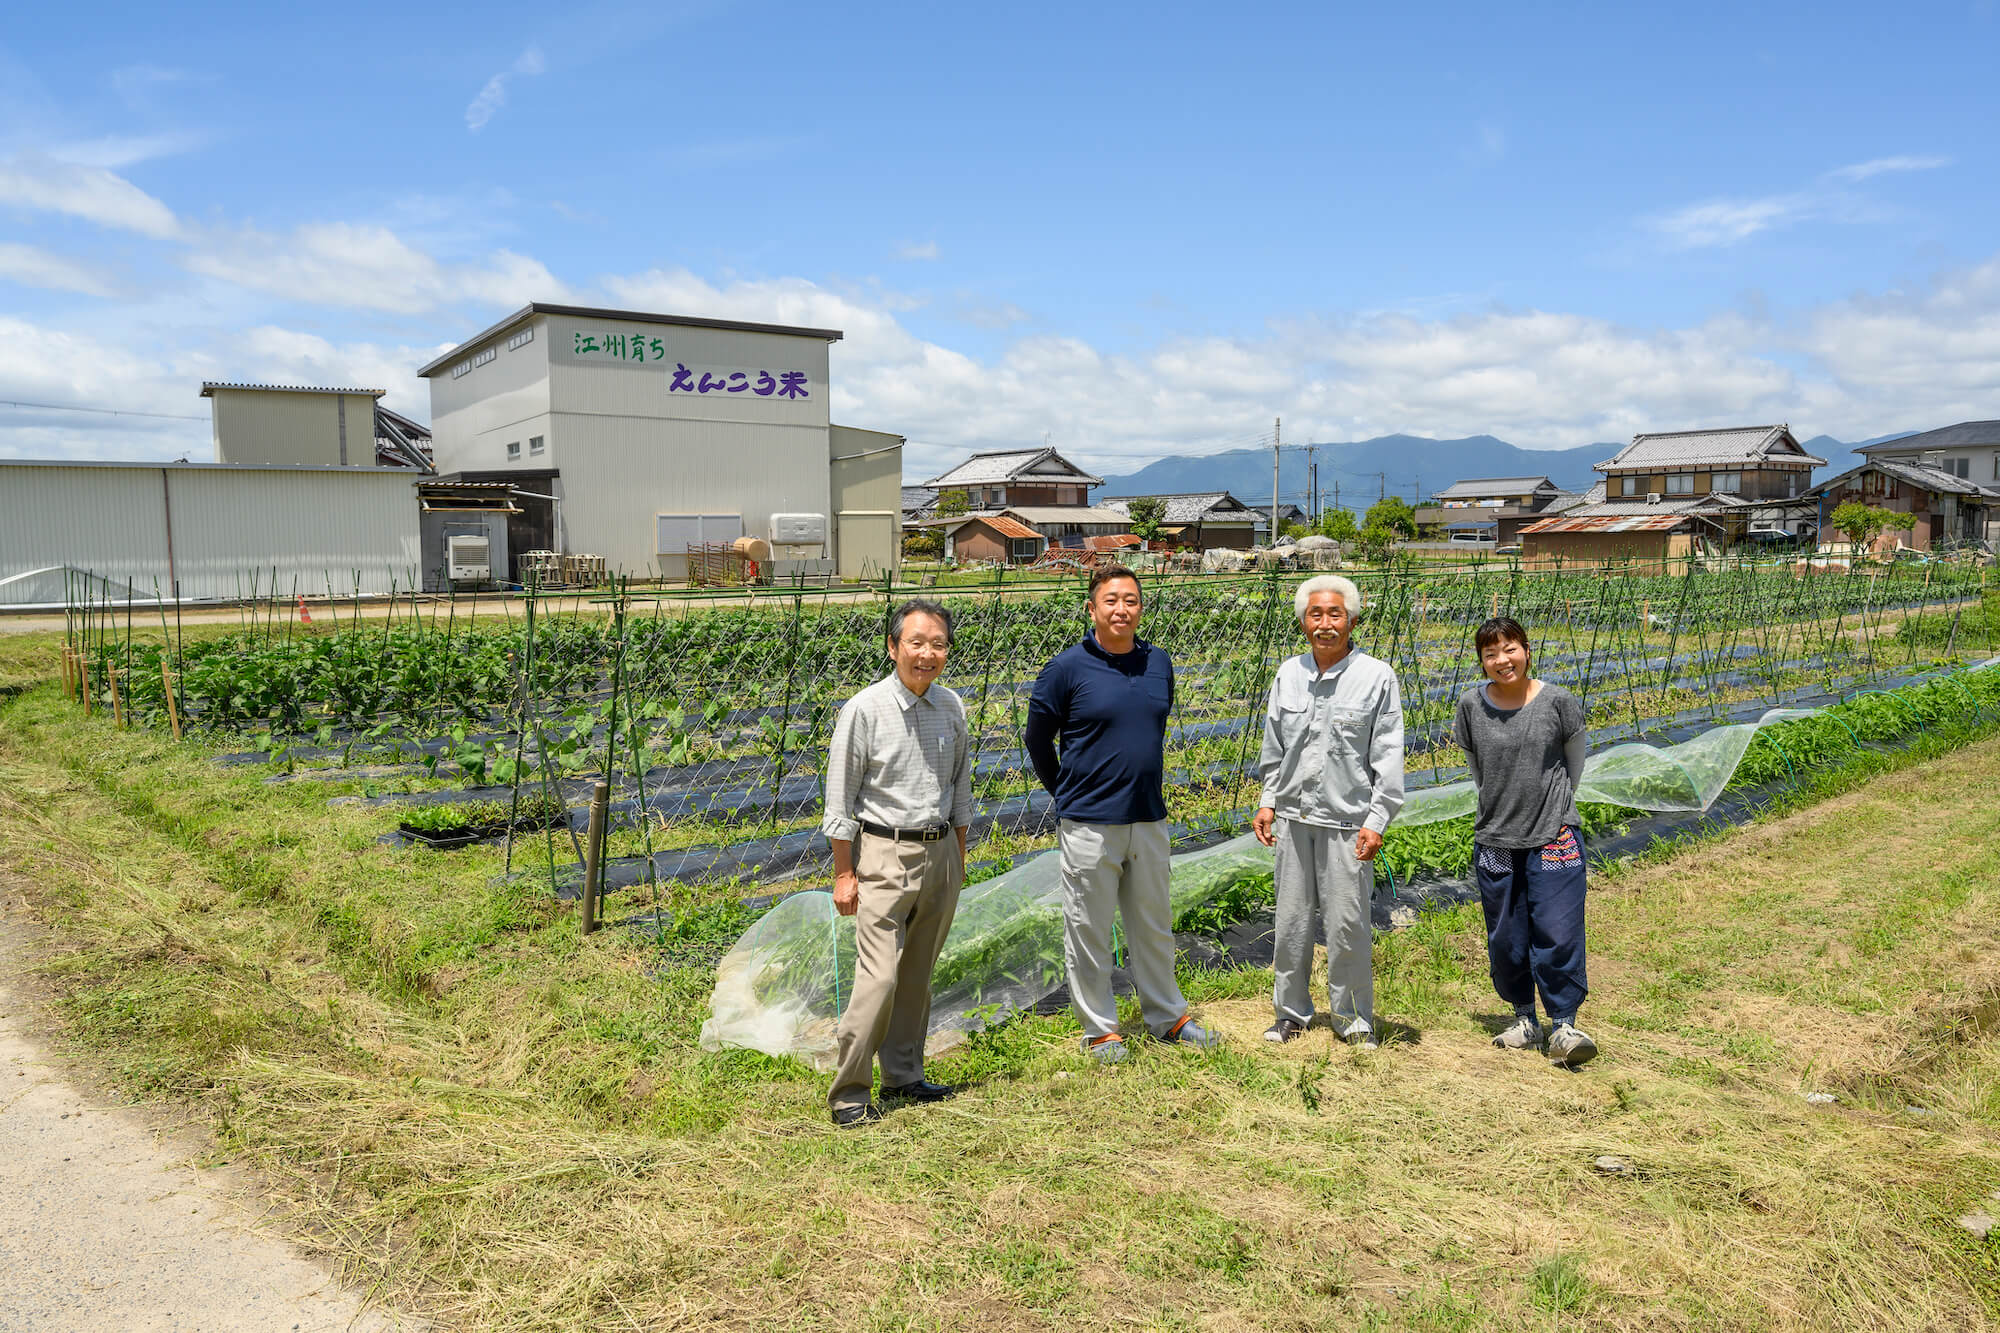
[1452,616,1597,1069]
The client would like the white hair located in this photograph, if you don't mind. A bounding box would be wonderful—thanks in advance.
[1294,575,1362,620]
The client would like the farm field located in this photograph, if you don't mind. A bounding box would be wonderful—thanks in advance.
[1,637,1999,1328]
[38,559,1999,903]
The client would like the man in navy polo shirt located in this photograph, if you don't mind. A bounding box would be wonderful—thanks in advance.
[1026,565,1221,1063]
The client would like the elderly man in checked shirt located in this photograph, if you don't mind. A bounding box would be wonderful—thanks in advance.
[820,598,974,1127]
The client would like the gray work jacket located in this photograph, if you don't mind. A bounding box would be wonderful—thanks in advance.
[1256,648,1405,833]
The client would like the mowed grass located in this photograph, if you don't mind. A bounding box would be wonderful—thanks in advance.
[1,679,1999,1330]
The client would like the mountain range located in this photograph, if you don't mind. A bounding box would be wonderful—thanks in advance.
[1092,432,1899,510]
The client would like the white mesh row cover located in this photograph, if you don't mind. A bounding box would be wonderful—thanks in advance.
[702,668,1995,1066]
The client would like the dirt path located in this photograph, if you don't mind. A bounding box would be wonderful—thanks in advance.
[0,909,426,1333]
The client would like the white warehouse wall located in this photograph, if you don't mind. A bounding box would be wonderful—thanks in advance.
[0,462,420,604]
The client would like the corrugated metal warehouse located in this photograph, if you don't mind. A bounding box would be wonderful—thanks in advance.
[0,461,420,605]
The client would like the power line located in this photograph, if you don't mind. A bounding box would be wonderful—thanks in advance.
[1,398,208,423]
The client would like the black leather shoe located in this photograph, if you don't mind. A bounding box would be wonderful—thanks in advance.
[830,1103,882,1127]
[879,1080,956,1103]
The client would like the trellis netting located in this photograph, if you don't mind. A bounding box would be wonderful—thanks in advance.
[700,681,1980,1066]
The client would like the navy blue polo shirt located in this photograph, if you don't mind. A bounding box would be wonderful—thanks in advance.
[1025,631,1176,824]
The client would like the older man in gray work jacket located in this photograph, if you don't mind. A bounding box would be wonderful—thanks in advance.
[820,598,973,1127]
[1251,575,1404,1049]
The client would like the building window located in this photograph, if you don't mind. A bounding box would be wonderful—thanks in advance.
[1620,476,1640,497]
[1951,457,1970,479]
[472,347,496,368]
[1010,539,1040,562]
[1665,474,1694,495]
[1788,472,1800,497]
[451,360,473,378]
[506,441,521,460]
[529,435,545,456]
[1711,471,1740,494]
[506,327,535,352]
[986,488,1002,506]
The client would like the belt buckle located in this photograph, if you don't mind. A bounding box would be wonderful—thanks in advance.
[921,825,944,842]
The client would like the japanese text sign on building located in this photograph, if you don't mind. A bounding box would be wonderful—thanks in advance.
[568,330,810,400]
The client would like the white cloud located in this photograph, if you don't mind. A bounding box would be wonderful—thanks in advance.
[894,240,941,261]
[47,132,207,170]
[0,315,210,461]
[185,221,568,314]
[1825,154,1950,183]
[1653,153,1950,250]
[466,47,546,132]
[1652,194,1814,248]
[0,153,180,238]
[0,242,117,297]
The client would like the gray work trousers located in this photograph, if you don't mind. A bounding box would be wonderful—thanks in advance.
[1057,819,1189,1040]
[828,832,963,1113]
[1273,819,1375,1033]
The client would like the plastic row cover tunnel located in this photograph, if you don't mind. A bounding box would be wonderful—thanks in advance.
[699,666,1995,1067]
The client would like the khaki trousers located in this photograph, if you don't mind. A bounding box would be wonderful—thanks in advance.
[828,832,964,1113]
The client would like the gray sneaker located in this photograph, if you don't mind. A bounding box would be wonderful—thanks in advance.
[1492,1014,1544,1051]
[1547,1022,1598,1068]
[1162,1017,1221,1050]
[1083,1034,1128,1064]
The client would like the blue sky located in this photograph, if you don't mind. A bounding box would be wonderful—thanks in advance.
[3,2,1997,476]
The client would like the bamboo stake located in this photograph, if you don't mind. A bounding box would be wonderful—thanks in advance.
[162,657,183,741]
[580,780,609,935]
[109,665,124,728]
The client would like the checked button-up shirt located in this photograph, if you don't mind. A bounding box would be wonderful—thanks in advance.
[820,672,974,842]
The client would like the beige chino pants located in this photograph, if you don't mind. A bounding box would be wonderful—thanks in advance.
[828,832,964,1113]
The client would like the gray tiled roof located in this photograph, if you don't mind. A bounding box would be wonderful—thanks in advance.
[901,486,939,514]
[923,447,1104,488]
[1565,493,1751,518]
[1433,475,1559,500]
[1811,459,2000,500]
[1596,425,1826,471]
[1099,492,1255,524]
[1857,420,2000,454]
[1543,488,1595,513]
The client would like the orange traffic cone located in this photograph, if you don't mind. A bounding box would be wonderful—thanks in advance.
[297,594,313,625]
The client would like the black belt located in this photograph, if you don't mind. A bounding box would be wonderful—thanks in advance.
[859,819,951,843]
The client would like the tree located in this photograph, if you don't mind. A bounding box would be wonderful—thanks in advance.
[1354,520,1399,563]
[1363,495,1418,539]
[934,489,971,518]
[1316,508,1359,543]
[1830,501,1916,553]
[1126,496,1167,545]
[1280,520,1308,541]
[902,526,943,559]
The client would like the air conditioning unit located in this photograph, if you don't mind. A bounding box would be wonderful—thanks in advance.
[769,512,827,544]
[1646,493,1663,505]
[447,534,491,581]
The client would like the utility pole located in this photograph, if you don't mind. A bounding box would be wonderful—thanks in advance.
[1271,417,1281,546]
[1378,472,1387,502]
[1306,445,1317,523]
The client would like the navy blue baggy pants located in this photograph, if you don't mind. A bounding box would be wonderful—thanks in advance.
[1473,825,1589,1024]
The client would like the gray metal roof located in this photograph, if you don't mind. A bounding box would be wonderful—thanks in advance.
[1857,420,2000,455]
[200,381,384,397]
[1596,425,1825,471]
[1099,492,1255,524]
[0,458,415,475]
[997,505,1133,526]
[416,302,844,377]
[1433,475,1560,500]
[923,447,1104,488]
[1809,458,2000,500]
